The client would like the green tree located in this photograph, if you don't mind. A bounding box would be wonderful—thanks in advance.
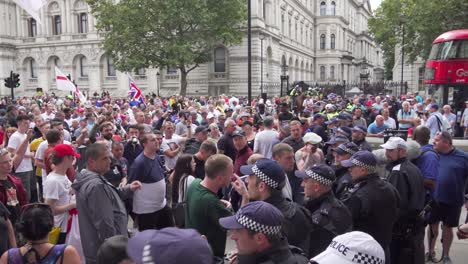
[369,0,468,79]
[87,0,247,96]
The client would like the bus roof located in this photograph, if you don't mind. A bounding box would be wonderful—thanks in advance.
[433,29,468,44]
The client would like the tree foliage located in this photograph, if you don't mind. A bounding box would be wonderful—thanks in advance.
[86,0,247,95]
[369,0,468,79]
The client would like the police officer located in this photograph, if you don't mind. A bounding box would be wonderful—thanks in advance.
[232,159,312,257]
[381,137,425,264]
[340,151,400,262]
[350,126,373,152]
[295,164,353,257]
[331,142,359,199]
[219,201,309,264]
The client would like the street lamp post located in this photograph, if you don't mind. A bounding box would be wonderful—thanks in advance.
[400,17,406,96]
[260,34,265,99]
[280,63,289,97]
[247,0,252,105]
[156,71,160,97]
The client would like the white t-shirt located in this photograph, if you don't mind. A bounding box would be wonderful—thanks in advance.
[133,180,167,214]
[161,134,183,170]
[253,130,279,159]
[41,112,55,121]
[43,172,73,230]
[7,131,33,173]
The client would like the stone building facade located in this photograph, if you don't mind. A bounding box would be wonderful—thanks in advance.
[0,0,383,98]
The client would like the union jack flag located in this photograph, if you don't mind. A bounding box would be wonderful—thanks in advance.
[128,75,145,105]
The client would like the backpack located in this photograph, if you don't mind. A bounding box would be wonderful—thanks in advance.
[7,244,67,264]
[434,114,452,134]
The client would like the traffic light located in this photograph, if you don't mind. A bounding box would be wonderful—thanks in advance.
[4,76,13,88]
[12,72,20,88]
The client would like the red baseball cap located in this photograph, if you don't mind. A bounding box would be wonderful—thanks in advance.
[53,144,81,158]
[365,101,373,107]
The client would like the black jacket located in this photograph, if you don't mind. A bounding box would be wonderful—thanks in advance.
[341,174,400,252]
[385,158,425,222]
[304,191,353,258]
[264,194,312,257]
[236,238,309,264]
[353,139,373,152]
[332,166,353,199]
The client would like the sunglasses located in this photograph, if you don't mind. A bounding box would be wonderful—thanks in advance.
[21,203,52,215]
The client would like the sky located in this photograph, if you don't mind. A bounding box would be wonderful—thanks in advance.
[369,0,383,10]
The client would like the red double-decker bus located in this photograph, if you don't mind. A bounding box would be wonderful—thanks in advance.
[424,29,468,112]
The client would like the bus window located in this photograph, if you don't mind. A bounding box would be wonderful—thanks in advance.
[428,43,440,60]
[457,40,468,59]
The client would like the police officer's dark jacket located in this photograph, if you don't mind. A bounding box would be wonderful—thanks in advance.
[264,193,312,257]
[332,166,352,199]
[341,173,400,250]
[304,191,353,258]
[236,237,309,264]
[385,158,425,221]
[352,138,373,152]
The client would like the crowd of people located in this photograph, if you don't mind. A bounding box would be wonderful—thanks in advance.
[0,91,467,264]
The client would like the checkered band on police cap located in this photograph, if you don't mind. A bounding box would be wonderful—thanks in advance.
[351,158,375,171]
[236,214,282,235]
[252,165,279,189]
[338,144,357,155]
[351,252,384,264]
[305,170,334,186]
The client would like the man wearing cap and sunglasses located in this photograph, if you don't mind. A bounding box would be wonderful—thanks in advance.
[296,164,352,258]
[233,159,312,257]
[331,142,360,199]
[381,137,425,264]
[340,150,400,261]
[219,201,309,264]
[351,125,373,152]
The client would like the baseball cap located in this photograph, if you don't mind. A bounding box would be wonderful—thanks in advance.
[430,104,439,110]
[325,135,349,145]
[335,142,359,156]
[341,151,377,170]
[53,144,81,158]
[127,228,213,264]
[380,137,407,150]
[207,113,215,119]
[303,132,322,145]
[313,113,326,120]
[365,101,373,107]
[195,125,210,134]
[97,235,130,264]
[219,201,283,235]
[240,159,285,190]
[325,117,338,125]
[351,125,367,135]
[232,129,246,138]
[311,231,385,264]
[336,126,352,138]
[295,164,336,186]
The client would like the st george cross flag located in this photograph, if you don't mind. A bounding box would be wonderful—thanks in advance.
[55,67,87,103]
[128,75,145,105]
[14,0,47,24]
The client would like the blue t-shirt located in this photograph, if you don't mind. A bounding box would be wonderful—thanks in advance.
[434,148,468,206]
[413,145,439,197]
[367,122,389,134]
[129,152,165,184]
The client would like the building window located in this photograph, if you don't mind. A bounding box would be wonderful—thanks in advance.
[281,14,285,33]
[320,34,326,49]
[136,68,146,75]
[107,57,116,76]
[288,19,292,38]
[320,66,326,80]
[214,47,226,72]
[78,13,88,33]
[167,66,178,75]
[331,34,336,49]
[80,57,88,77]
[331,1,336,16]
[28,18,37,37]
[330,66,335,80]
[30,60,37,78]
[52,15,61,35]
[295,23,298,40]
[320,2,326,16]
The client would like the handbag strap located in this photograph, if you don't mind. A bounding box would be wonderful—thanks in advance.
[179,176,189,202]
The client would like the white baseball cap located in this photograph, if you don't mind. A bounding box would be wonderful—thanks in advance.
[311,231,385,264]
[380,137,407,150]
[303,132,322,145]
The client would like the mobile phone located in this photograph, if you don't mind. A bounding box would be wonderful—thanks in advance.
[29,123,35,129]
